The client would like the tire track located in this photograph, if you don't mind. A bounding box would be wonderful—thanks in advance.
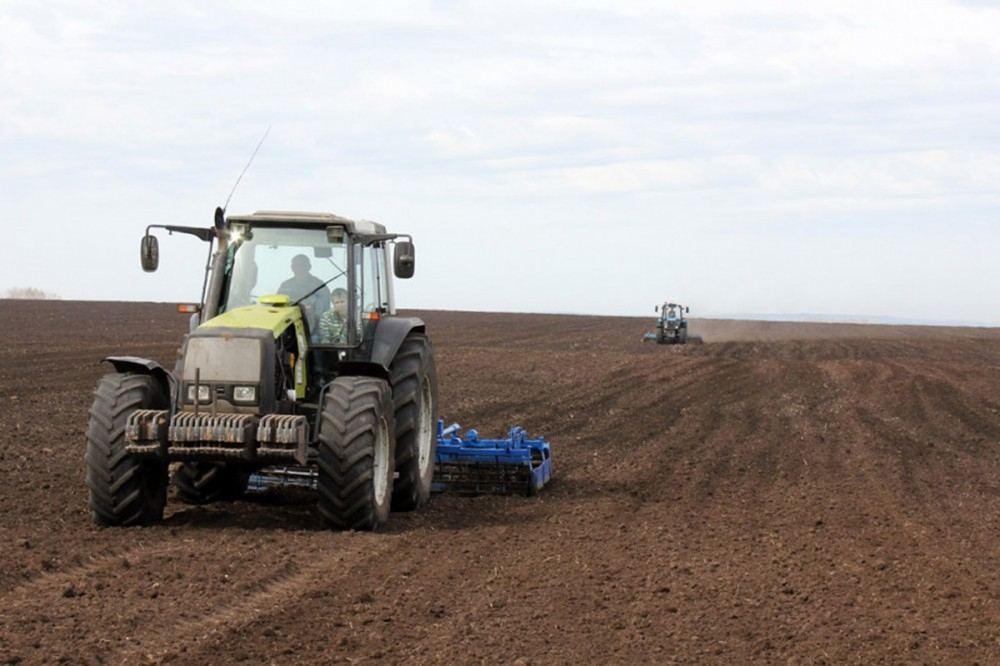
[0,541,189,608]
[112,535,395,664]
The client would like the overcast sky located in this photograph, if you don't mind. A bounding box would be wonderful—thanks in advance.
[2,1,999,323]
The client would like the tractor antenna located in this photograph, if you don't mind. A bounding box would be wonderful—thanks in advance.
[223,125,271,213]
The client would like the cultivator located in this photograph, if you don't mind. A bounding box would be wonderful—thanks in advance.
[433,420,552,496]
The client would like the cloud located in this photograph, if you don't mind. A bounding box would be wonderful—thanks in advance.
[1,1,999,322]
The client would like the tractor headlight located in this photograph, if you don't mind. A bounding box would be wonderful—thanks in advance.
[233,386,257,403]
[187,385,211,403]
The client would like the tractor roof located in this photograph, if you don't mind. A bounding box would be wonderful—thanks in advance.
[226,210,386,234]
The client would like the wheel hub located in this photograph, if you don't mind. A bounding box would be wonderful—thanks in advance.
[373,416,390,504]
[417,375,433,475]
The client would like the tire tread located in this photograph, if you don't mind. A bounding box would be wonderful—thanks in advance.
[388,333,439,511]
[85,373,168,526]
[316,377,394,530]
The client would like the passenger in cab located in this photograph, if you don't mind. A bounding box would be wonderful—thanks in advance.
[317,288,349,344]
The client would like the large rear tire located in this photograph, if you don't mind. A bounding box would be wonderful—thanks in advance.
[174,462,249,504]
[388,332,439,511]
[316,377,395,530]
[85,373,169,526]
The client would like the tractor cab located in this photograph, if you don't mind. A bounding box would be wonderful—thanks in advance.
[216,213,406,349]
[661,303,682,325]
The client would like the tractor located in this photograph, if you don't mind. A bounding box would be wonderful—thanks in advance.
[642,302,701,345]
[84,209,437,531]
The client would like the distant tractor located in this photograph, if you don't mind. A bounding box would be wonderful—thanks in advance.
[85,209,437,531]
[643,302,702,345]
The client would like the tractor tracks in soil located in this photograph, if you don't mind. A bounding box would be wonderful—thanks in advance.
[0,541,190,609]
[0,540,196,662]
[0,531,398,664]
[112,534,396,664]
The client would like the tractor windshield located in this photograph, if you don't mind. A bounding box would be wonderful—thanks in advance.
[221,226,348,337]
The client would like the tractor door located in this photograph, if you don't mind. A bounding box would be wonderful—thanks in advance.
[351,241,391,345]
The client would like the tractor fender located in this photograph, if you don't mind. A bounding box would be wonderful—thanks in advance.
[369,317,426,369]
[102,356,175,399]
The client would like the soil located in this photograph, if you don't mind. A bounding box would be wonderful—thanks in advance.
[1,300,999,664]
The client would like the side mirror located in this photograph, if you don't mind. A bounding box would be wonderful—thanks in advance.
[686,306,690,313]
[140,234,159,272]
[654,305,659,312]
[394,241,415,279]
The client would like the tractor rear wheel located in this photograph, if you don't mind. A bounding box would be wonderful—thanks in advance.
[388,332,439,511]
[85,373,169,526]
[174,462,248,504]
[316,377,395,530]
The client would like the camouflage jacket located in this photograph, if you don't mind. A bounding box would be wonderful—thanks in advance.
[317,310,347,344]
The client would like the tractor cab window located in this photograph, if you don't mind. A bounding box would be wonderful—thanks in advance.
[221,226,348,339]
[356,243,389,339]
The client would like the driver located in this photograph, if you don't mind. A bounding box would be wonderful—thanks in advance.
[278,254,329,330]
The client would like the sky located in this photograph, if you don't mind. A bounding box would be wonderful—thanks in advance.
[2,1,999,323]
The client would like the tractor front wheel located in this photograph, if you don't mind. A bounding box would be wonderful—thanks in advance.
[85,373,169,526]
[388,332,439,511]
[316,377,395,530]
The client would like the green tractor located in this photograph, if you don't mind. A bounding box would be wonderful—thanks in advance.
[85,209,438,530]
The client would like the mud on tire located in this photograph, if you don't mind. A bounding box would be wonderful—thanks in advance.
[174,462,249,504]
[316,377,395,530]
[388,332,439,511]
[85,373,169,526]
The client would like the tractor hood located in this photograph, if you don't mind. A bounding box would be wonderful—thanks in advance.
[196,296,309,400]
[200,301,300,337]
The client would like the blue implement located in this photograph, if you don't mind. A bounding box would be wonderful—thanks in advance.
[433,420,553,496]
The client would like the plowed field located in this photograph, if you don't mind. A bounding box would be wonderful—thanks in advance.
[1,301,999,664]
